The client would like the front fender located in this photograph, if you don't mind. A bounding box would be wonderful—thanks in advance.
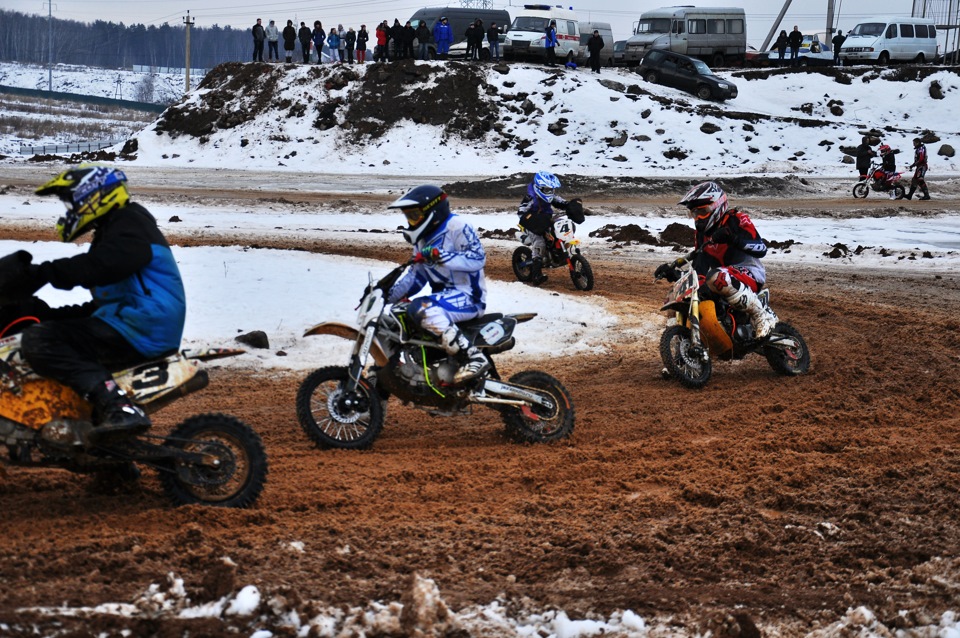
[303,322,389,367]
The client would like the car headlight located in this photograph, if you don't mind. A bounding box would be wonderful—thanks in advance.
[717,83,728,89]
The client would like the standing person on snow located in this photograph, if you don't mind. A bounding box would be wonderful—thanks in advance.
[9,165,186,440]
[298,22,312,63]
[311,21,326,64]
[282,20,297,63]
[265,20,280,61]
[855,135,876,180]
[788,26,804,66]
[356,24,369,63]
[433,16,453,59]
[516,171,584,286]
[487,21,502,63]
[327,28,341,63]
[544,20,559,66]
[344,27,356,63]
[831,30,846,65]
[656,182,778,339]
[390,19,404,59]
[587,29,605,73]
[375,22,389,62]
[906,137,931,200]
[417,21,432,60]
[252,18,266,62]
[386,185,490,384]
[774,29,788,66]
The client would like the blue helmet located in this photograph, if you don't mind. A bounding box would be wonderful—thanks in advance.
[388,185,451,244]
[532,171,561,203]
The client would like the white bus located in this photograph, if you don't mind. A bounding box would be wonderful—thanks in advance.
[623,6,746,67]
[839,16,938,64]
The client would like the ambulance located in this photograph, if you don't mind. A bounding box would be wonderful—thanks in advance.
[504,4,581,62]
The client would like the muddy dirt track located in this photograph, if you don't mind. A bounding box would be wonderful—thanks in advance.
[1,184,960,636]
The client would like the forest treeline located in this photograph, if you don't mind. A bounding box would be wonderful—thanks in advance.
[0,9,254,70]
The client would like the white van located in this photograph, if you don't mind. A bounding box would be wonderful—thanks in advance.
[623,6,746,67]
[504,4,580,62]
[839,16,938,64]
[578,22,615,66]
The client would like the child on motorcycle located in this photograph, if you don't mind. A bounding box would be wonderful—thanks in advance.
[1,165,186,441]
[386,185,490,384]
[878,144,900,199]
[655,181,778,339]
[516,171,584,286]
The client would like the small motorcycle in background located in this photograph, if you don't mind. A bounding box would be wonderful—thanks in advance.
[853,162,905,199]
[655,256,810,389]
[512,213,594,291]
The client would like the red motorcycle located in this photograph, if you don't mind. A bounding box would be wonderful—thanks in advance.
[853,162,905,199]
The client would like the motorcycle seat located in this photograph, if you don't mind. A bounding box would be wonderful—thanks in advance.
[458,313,504,328]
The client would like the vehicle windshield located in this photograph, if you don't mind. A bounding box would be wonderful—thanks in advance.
[511,16,548,31]
[635,18,671,34]
[849,22,885,37]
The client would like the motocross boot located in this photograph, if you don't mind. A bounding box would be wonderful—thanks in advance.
[727,286,777,340]
[918,185,931,200]
[905,185,915,200]
[87,379,151,440]
[441,327,491,384]
[530,257,548,286]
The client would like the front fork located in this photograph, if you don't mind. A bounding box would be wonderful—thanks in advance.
[680,291,709,361]
[345,323,377,393]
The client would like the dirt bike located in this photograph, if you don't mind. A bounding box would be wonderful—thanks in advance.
[512,213,594,291]
[853,162,905,199]
[655,257,810,389]
[296,260,575,449]
[0,305,268,508]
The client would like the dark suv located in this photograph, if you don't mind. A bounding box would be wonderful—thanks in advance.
[638,49,737,101]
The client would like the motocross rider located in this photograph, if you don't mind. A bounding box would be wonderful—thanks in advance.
[905,137,930,201]
[517,171,584,286]
[878,144,900,199]
[387,185,490,384]
[11,165,186,440]
[655,181,778,339]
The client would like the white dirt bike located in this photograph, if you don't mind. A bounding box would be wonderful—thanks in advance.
[295,260,576,449]
[512,213,594,291]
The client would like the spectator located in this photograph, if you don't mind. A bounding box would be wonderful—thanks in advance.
[390,19,404,59]
[774,29,788,66]
[345,27,356,63]
[464,21,477,59]
[788,26,804,67]
[544,20,558,66]
[832,30,846,65]
[356,24,369,63]
[487,21,501,63]
[327,27,341,63]
[265,20,280,61]
[417,21,432,60]
[402,21,416,60]
[433,16,453,59]
[587,29,604,72]
[855,135,876,180]
[312,21,326,64]
[252,19,266,62]
[298,21,312,64]
[469,19,484,60]
[375,21,389,62]
[337,24,347,61]
[282,20,297,63]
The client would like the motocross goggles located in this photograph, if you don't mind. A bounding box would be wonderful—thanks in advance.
[686,203,713,220]
[402,206,427,227]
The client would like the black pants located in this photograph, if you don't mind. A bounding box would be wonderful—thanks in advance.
[268,41,279,59]
[545,47,556,65]
[21,316,145,398]
[253,40,264,61]
[301,43,311,63]
[590,53,601,72]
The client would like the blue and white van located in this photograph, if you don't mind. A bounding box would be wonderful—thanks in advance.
[504,4,580,62]
[839,16,938,64]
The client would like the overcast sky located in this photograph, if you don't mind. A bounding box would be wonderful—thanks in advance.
[7,0,921,45]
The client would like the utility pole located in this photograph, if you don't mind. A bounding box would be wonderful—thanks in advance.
[44,1,55,91]
[183,11,194,94]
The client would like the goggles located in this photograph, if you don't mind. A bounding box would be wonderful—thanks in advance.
[539,186,555,197]
[402,207,426,226]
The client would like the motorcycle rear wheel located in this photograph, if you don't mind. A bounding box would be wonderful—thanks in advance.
[659,325,712,388]
[160,414,268,508]
[893,185,906,200]
[296,366,384,450]
[569,254,594,291]
[499,370,575,443]
[852,183,869,199]
[763,322,810,376]
[512,246,534,282]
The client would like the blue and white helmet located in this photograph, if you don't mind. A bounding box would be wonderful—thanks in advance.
[532,171,561,203]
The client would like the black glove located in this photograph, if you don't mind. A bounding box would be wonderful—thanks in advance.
[711,226,734,245]
[654,263,675,281]
[566,198,585,224]
[0,251,48,303]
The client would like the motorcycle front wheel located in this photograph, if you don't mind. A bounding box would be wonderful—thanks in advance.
[763,322,810,376]
[512,246,534,282]
[499,370,575,443]
[852,182,869,199]
[893,185,906,200]
[569,254,594,291]
[296,366,384,450]
[659,325,712,388]
[160,414,268,508]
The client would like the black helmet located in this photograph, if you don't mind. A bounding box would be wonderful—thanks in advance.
[388,185,451,244]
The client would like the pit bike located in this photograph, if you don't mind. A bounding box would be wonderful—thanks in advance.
[655,257,810,389]
[296,260,575,449]
[853,162,905,199]
[512,213,594,291]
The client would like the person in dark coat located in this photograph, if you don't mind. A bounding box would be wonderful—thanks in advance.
[487,21,501,62]
[774,30,788,66]
[416,21,432,59]
[544,20,558,66]
[587,29,605,72]
[855,136,876,180]
[468,19,485,60]
[831,30,846,65]
[312,21,326,64]
[402,21,416,59]
[356,25,369,63]
[390,19,404,59]
[282,20,297,63]
[298,22,312,63]
[788,26,804,66]
[345,27,357,63]
[252,18,266,62]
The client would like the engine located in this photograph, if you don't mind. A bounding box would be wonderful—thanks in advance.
[377,346,464,408]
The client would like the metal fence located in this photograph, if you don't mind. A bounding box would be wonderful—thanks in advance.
[0,84,168,112]
[18,140,125,156]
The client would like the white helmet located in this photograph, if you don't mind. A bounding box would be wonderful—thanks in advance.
[679,181,728,234]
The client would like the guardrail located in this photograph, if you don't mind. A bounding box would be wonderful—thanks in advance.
[18,140,125,156]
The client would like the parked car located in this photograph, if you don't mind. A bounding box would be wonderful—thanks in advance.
[743,45,768,67]
[766,34,834,66]
[612,40,627,66]
[638,48,737,101]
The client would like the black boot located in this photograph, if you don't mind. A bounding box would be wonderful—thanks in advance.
[905,186,915,200]
[530,258,548,286]
[87,380,151,440]
[918,186,931,200]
